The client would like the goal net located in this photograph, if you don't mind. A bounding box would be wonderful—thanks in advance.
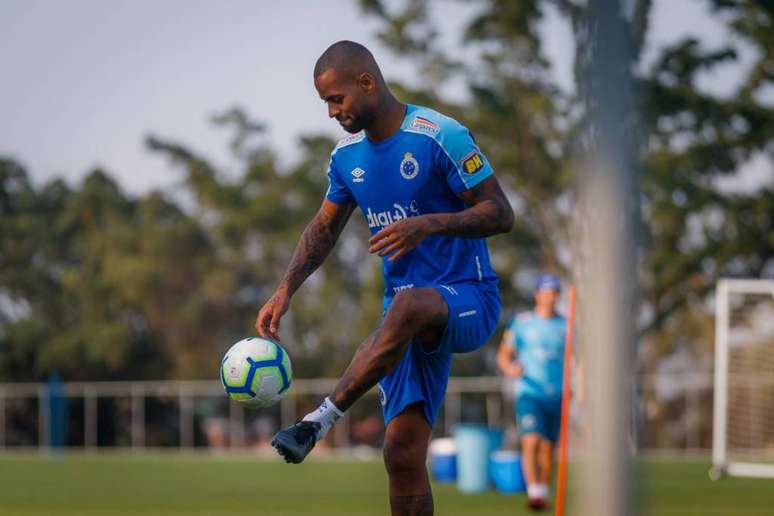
[712,278,774,479]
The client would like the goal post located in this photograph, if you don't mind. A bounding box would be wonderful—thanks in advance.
[712,278,774,480]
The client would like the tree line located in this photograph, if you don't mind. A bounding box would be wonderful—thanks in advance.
[1,0,772,382]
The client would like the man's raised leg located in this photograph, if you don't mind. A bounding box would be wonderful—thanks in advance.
[329,288,447,411]
[272,288,447,463]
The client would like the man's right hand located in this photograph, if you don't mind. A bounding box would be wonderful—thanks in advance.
[255,287,291,341]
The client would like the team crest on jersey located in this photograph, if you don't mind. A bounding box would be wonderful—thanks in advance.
[399,152,419,180]
[461,150,484,174]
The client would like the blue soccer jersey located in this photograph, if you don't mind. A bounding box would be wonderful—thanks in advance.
[325,104,499,306]
[507,311,568,400]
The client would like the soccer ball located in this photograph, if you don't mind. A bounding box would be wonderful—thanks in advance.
[220,337,293,409]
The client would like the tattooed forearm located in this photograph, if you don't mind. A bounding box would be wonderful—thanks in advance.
[423,200,508,238]
[424,177,514,238]
[280,202,353,296]
[281,217,335,294]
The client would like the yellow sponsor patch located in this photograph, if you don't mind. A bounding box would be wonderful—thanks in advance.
[463,153,484,174]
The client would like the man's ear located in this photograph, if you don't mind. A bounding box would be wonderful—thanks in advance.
[358,72,376,94]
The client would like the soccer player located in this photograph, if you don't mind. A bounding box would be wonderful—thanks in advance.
[255,41,513,515]
[496,273,568,511]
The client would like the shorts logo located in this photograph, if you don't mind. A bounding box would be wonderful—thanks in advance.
[521,414,536,430]
[461,151,484,174]
[377,384,387,406]
[458,309,477,318]
[351,167,365,183]
[400,152,419,180]
[440,285,459,296]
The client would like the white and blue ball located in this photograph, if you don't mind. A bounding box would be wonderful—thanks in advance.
[220,337,292,409]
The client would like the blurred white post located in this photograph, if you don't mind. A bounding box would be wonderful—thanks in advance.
[131,384,145,450]
[575,0,638,514]
[712,280,730,474]
[84,386,98,450]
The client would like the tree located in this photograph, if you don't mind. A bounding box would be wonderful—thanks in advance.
[1,1,771,386]
[357,0,773,371]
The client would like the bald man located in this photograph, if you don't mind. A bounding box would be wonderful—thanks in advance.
[256,41,513,516]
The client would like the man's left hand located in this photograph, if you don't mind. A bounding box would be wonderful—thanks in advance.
[368,216,432,262]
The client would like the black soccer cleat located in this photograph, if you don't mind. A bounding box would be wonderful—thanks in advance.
[271,420,321,464]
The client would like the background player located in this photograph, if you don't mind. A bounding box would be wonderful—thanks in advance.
[255,40,513,516]
[496,273,569,511]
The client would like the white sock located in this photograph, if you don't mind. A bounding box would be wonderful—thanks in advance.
[527,483,549,500]
[302,397,344,441]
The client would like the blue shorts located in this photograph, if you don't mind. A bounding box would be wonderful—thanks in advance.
[377,282,500,426]
[516,395,562,443]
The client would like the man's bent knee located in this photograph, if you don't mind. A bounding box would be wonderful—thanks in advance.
[384,289,448,347]
[387,290,434,327]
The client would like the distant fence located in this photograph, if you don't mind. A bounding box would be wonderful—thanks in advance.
[0,377,507,452]
[0,372,758,454]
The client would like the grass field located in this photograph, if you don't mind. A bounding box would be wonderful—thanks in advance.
[0,454,772,515]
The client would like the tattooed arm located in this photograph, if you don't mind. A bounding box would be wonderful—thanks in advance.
[368,176,514,262]
[256,199,356,340]
[280,199,355,295]
[424,176,514,237]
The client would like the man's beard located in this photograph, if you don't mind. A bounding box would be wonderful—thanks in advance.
[340,118,363,133]
[339,110,374,134]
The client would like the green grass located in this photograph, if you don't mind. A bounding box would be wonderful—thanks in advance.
[0,454,771,515]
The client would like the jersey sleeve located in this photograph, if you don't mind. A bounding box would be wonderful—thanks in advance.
[433,122,494,193]
[324,153,353,205]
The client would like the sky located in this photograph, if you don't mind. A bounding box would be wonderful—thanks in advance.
[1,0,768,195]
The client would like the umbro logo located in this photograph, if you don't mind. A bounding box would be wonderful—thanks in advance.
[351,168,366,183]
